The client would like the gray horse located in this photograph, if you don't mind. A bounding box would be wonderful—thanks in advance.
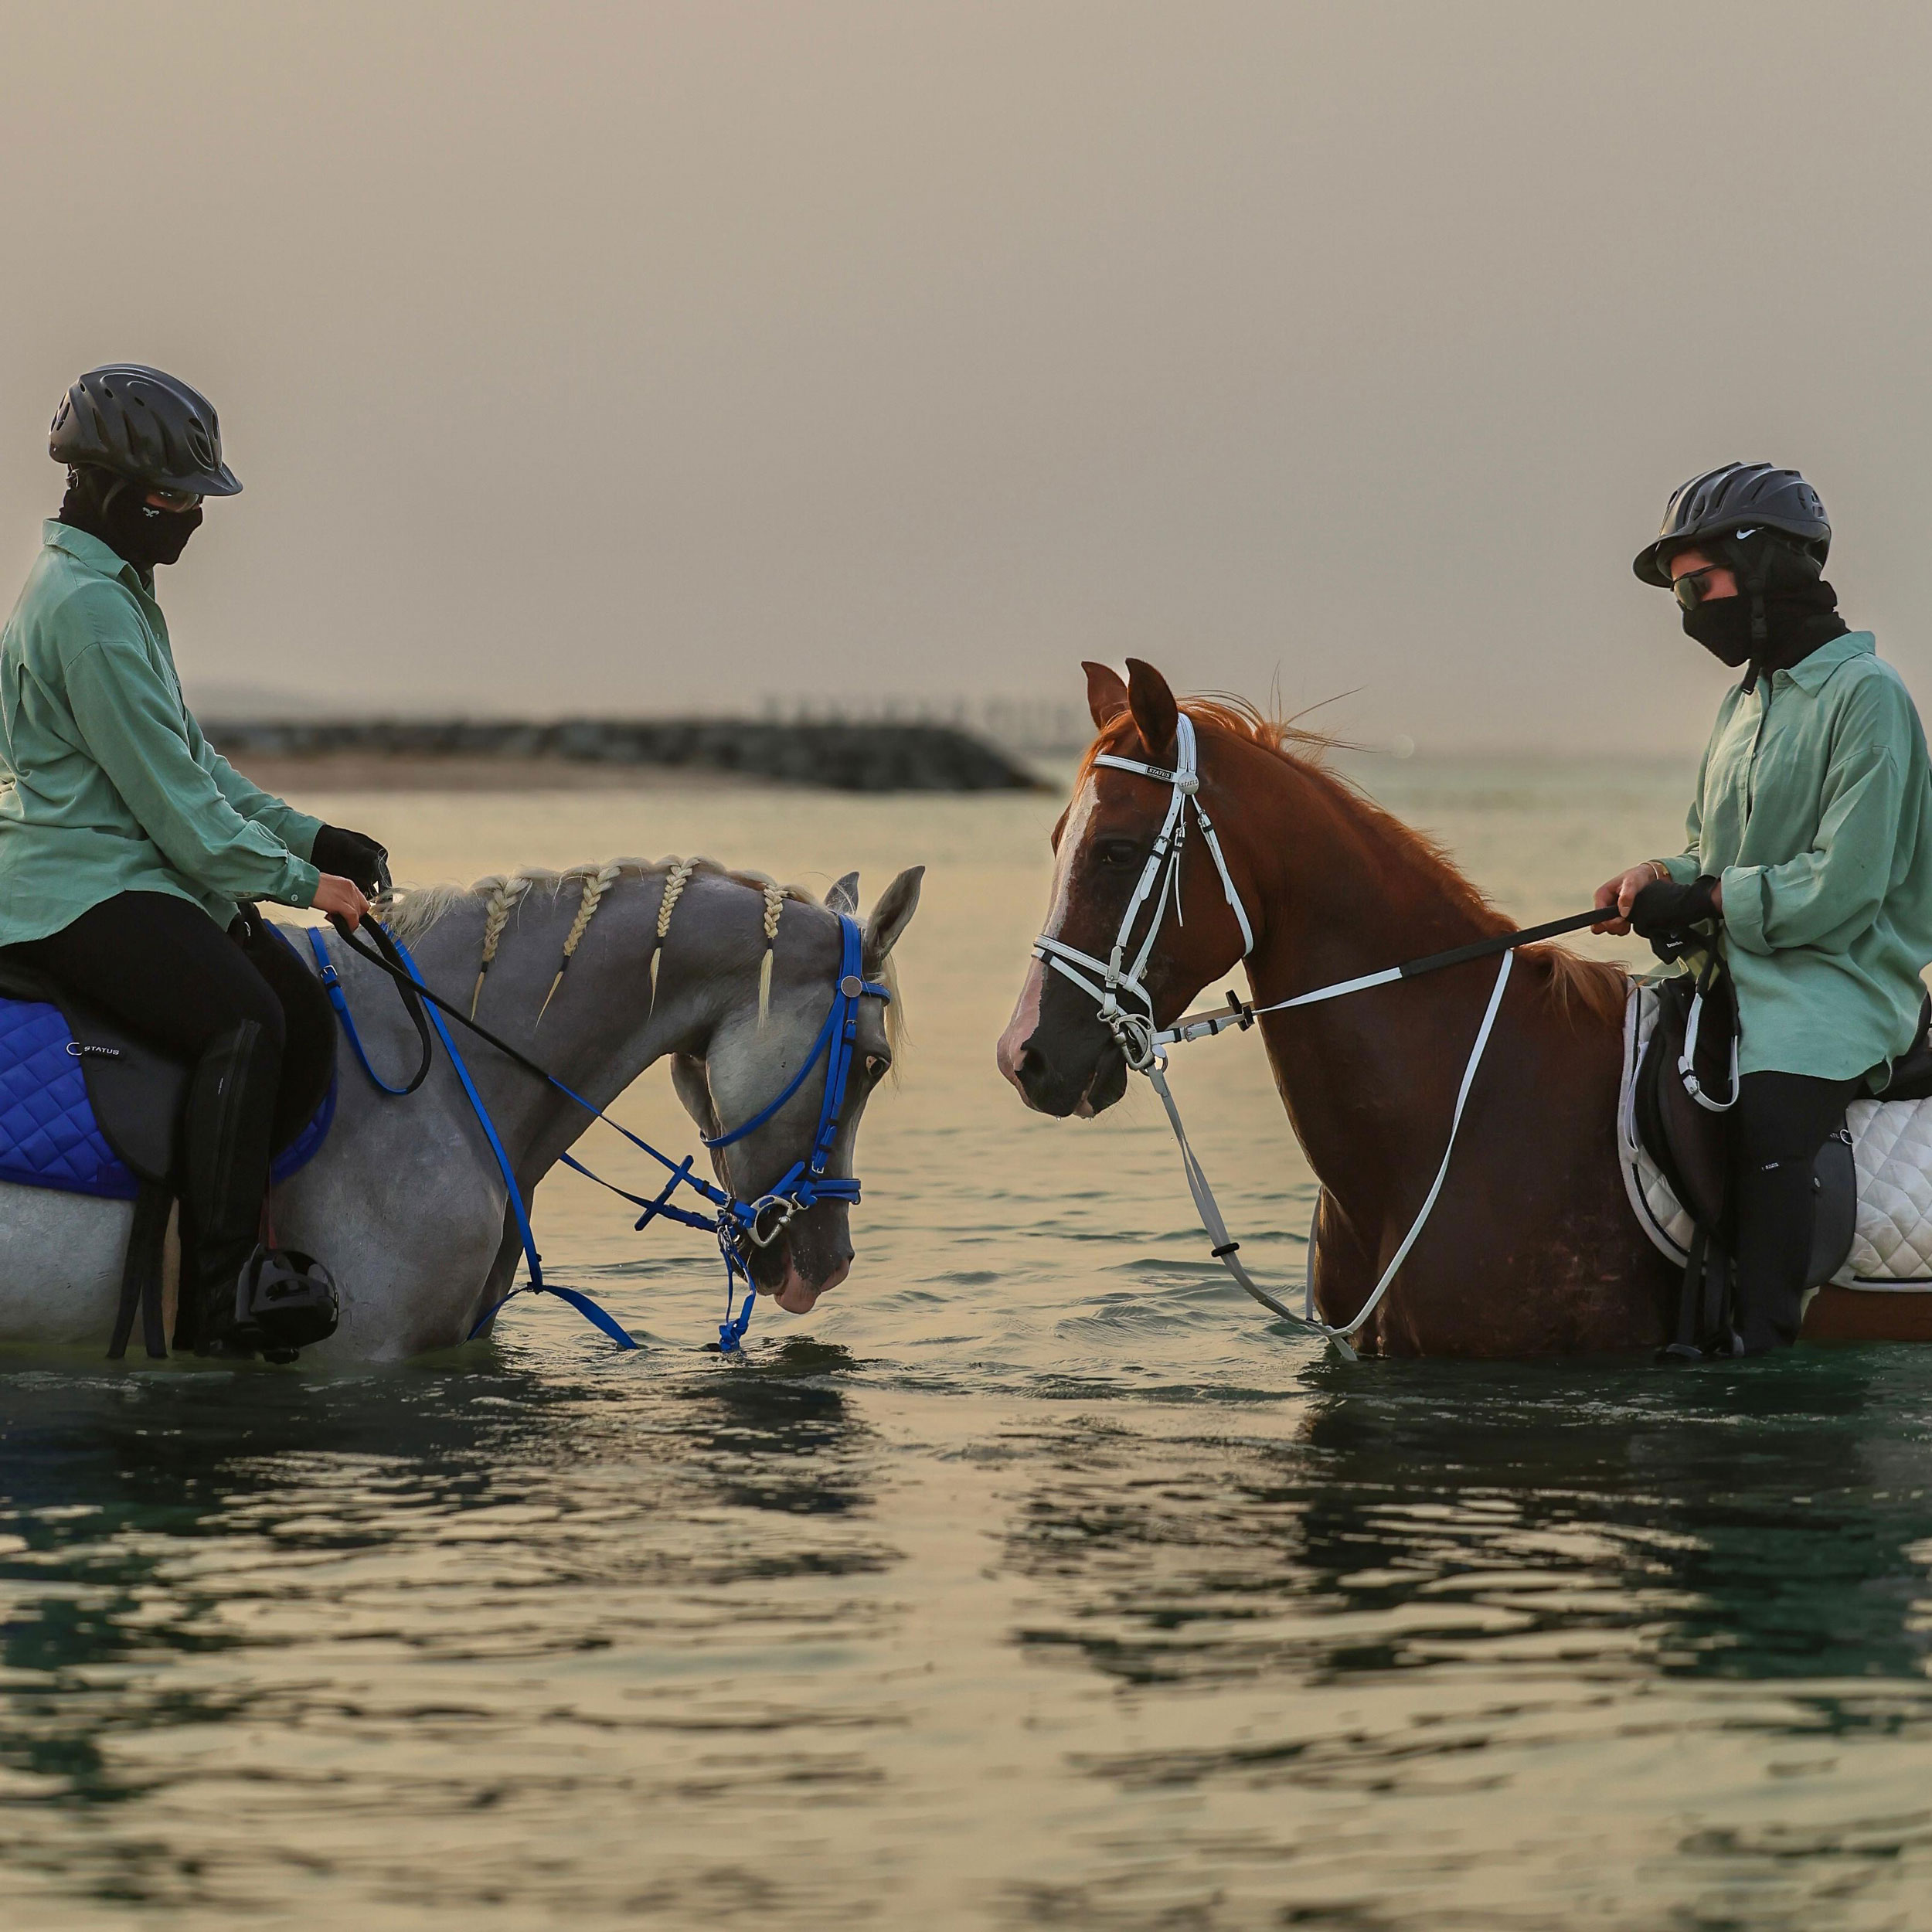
[0,857,923,1359]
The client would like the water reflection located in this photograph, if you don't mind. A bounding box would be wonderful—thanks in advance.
[0,1344,891,1906]
[980,1354,1932,1925]
[681,1344,879,1521]
[1005,1351,1932,1705]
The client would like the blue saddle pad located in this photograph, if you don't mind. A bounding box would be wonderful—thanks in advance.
[0,995,335,1202]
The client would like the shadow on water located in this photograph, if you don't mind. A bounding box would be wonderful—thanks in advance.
[1003,1345,1932,1713]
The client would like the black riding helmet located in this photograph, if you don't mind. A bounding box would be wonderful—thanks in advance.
[49,365,242,497]
[1632,461,1828,587]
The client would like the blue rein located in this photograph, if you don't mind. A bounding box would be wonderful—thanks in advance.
[305,912,889,1354]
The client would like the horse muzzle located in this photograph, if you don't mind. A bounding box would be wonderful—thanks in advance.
[750,1201,853,1314]
[1001,1026,1128,1118]
[998,956,1133,1117]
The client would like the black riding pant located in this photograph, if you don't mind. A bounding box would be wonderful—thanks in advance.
[5,891,334,1150]
[1733,1069,1862,1352]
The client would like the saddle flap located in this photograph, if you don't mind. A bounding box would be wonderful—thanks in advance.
[1635,972,1730,1230]
[1627,978,1858,1290]
[0,960,187,1186]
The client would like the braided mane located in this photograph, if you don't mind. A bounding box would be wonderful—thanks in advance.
[382,855,906,1052]
[384,856,821,940]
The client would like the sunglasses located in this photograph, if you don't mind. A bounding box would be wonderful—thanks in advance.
[1671,563,1726,613]
[142,487,202,514]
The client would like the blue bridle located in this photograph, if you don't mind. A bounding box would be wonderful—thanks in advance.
[307,910,891,1353]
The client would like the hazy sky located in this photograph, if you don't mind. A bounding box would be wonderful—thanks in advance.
[3,2,1930,750]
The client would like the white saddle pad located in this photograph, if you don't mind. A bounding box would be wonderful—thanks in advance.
[1618,985,1932,1291]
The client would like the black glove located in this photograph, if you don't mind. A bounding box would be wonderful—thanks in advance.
[1628,873,1721,954]
[311,825,389,896]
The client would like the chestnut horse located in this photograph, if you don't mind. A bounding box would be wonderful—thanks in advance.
[996,658,1677,1357]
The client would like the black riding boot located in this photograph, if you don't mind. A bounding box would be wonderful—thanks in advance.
[1731,1154,1816,1353]
[1732,1070,1861,1354]
[178,1019,281,1355]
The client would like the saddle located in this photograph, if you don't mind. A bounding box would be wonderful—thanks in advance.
[1629,959,1914,1352]
[0,952,335,1359]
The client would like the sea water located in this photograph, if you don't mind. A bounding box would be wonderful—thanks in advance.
[4,756,1930,1930]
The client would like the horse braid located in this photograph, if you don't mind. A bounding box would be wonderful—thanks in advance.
[648,859,696,1014]
[471,873,533,1016]
[758,881,784,1029]
[538,861,624,1023]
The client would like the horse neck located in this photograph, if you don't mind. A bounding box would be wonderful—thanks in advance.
[393,879,747,1169]
[1216,740,1512,1184]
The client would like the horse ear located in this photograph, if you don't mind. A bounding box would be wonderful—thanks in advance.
[862,865,924,973]
[825,871,860,913]
[1083,662,1130,730]
[1124,658,1179,760]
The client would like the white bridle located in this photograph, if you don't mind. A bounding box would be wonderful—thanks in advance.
[1031,710,1512,1359]
[1033,714,1253,1073]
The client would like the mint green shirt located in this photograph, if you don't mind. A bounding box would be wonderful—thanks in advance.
[0,522,321,945]
[1663,631,1932,1083]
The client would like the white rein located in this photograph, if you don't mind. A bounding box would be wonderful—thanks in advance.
[1032,713,1514,1360]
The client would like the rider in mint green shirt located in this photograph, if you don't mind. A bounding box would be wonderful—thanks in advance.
[1598,462,1932,1353]
[0,520,324,943]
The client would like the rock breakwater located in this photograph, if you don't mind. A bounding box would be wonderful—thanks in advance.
[203,717,1046,794]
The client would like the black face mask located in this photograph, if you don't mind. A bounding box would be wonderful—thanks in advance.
[58,466,203,575]
[1682,595,1755,665]
[1682,577,1849,672]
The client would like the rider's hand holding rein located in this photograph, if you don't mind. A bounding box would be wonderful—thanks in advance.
[1592,855,1726,936]
[311,823,389,898]
[1593,861,1669,935]
[313,874,371,928]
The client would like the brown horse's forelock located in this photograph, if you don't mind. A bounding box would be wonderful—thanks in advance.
[1077,694,1628,1029]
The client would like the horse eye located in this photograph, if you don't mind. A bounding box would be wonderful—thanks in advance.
[866,1053,890,1080]
[1094,838,1141,870]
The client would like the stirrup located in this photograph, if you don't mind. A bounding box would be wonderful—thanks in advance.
[230,1245,341,1363]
